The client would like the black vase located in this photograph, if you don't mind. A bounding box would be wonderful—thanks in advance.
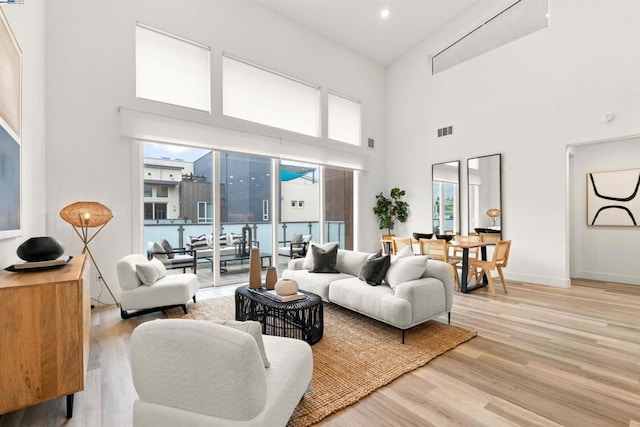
[17,237,65,262]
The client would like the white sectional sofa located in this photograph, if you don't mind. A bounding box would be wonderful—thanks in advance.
[282,248,455,342]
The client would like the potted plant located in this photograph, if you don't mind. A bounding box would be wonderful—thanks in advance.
[373,187,409,234]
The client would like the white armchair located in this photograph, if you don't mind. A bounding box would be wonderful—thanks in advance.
[130,319,313,427]
[117,254,199,319]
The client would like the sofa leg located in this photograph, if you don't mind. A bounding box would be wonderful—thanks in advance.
[181,304,188,314]
[448,312,451,325]
[192,295,197,303]
[401,329,406,344]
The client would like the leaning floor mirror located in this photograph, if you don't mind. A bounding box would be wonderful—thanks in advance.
[467,153,502,237]
[432,161,460,235]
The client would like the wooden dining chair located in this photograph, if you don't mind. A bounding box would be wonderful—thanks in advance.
[449,235,481,284]
[380,234,395,254]
[419,238,460,288]
[468,240,511,297]
[391,237,413,255]
[479,232,500,244]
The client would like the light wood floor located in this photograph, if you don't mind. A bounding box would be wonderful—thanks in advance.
[1,279,638,426]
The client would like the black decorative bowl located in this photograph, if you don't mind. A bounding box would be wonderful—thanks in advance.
[17,237,65,262]
[412,232,433,240]
[412,232,454,242]
[474,228,501,234]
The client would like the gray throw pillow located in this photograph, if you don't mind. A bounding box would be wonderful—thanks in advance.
[161,239,174,259]
[151,242,167,260]
[303,241,338,269]
[358,253,391,286]
[290,233,303,244]
[309,244,339,273]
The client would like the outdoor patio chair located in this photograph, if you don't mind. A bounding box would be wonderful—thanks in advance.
[147,241,197,273]
[278,233,312,259]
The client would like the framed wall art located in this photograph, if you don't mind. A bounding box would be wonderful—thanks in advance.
[586,168,640,227]
[0,8,22,239]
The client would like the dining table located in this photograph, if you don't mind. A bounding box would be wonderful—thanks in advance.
[448,239,491,293]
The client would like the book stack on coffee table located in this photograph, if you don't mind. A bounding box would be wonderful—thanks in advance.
[263,290,306,303]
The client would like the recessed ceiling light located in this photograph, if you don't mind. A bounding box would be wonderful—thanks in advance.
[381,8,390,19]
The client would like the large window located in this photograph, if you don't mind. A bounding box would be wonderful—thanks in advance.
[222,55,320,137]
[136,24,211,112]
[328,92,361,146]
[156,185,169,198]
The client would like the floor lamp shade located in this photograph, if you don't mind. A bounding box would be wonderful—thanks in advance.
[60,201,113,228]
[59,201,117,305]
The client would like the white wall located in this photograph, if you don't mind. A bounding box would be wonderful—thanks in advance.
[44,1,387,301]
[281,179,320,222]
[386,0,640,287]
[0,2,46,264]
[570,137,640,285]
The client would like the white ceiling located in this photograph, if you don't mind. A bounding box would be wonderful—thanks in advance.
[253,0,509,66]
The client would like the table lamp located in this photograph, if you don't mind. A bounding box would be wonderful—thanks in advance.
[60,201,118,305]
[485,208,501,226]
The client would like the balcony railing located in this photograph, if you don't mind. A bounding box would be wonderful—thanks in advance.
[143,220,346,253]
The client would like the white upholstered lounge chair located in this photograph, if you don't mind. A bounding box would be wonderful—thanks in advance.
[117,254,199,319]
[130,319,313,427]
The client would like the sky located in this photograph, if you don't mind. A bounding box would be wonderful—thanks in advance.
[143,142,210,162]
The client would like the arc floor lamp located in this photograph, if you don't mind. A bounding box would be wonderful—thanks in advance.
[60,201,118,306]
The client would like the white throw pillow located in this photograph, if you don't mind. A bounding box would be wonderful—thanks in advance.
[393,245,413,260]
[136,259,167,286]
[136,262,159,286]
[150,258,167,279]
[213,320,271,368]
[385,256,428,289]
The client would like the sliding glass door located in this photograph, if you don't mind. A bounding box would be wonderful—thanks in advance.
[278,160,320,270]
[142,142,215,285]
[142,143,355,287]
[218,152,273,284]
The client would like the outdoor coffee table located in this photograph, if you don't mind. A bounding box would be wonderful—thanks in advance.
[235,286,323,345]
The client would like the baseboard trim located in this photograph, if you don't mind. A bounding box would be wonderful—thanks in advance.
[574,271,639,286]
[505,272,571,288]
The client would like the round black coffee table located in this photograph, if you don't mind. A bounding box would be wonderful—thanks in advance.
[235,287,323,345]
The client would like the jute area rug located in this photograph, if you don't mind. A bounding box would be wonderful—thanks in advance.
[165,296,475,427]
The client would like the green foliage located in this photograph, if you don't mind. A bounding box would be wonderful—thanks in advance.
[373,187,409,234]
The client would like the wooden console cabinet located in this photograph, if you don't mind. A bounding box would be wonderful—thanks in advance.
[0,255,89,418]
